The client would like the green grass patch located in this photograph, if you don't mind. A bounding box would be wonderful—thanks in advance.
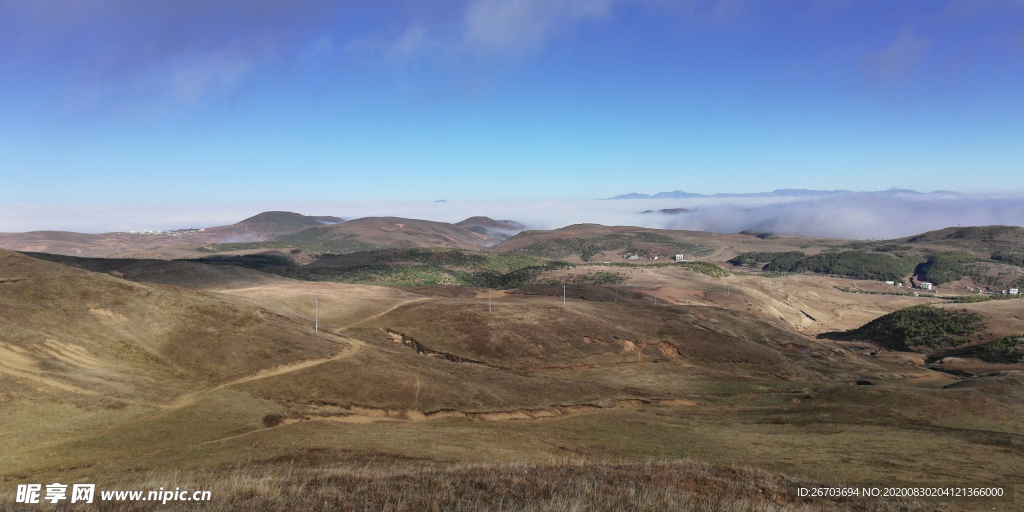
[945,296,991,303]
[198,248,572,289]
[196,241,300,253]
[276,227,386,254]
[565,271,627,285]
[678,261,729,278]
[832,286,915,297]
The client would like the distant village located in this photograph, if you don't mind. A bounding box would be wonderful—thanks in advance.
[621,252,692,262]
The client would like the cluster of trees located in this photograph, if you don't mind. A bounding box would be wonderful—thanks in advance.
[728,251,804,269]
[914,252,978,284]
[991,252,1024,268]
[957,335,1024,363]
[729,251,918,281]
[845,305,986,350]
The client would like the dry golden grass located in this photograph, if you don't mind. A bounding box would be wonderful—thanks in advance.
[4,248,1022,512]
[0,457,959,512]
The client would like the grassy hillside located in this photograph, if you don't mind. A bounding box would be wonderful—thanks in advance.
[198,248,568,288]
[0,249,337,400]
[6,246,1024,507]
[902,225,1024,252]
[276,217,487,254]
[350,297,861,379]
[196,241,301,253]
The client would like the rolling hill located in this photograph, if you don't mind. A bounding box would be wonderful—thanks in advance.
[276,217,492,254]
[4,242,1024,510]
[0,248,338,401]
[202,211,344,242]
[492,224,720,262]
[454,216,527,245]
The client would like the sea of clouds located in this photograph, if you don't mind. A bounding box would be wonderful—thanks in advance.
[2,191,1023,240]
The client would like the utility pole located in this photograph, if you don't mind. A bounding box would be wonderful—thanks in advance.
[562,282,567,304]
[314,293,319,333]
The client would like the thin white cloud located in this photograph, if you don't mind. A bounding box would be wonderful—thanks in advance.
[3,192,1022,240]
[462,0,616,56]
[861,28,930,88]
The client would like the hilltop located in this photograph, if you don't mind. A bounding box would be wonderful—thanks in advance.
[454,216,526,245]
[901,225,1024,253]
[202,211,344,242]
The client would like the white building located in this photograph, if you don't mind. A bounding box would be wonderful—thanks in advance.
[674,254,690,262]
[885,281,895,285]
[1011,288,1020,295]
[920,282,933,290]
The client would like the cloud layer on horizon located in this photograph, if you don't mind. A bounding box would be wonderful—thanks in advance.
[3,191,1022,241]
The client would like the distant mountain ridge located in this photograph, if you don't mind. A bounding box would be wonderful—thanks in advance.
[606,189,961,200]
[455,216,527,245]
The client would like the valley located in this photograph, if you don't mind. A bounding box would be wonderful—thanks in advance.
[2,216,1023,510]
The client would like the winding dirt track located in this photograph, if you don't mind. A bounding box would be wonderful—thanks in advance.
[337,297,431,330]
[158,335,364,415]
[4,334,364,459]
[158,297,431,415]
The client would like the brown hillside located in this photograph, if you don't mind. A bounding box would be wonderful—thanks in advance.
[351,297,879,381]
[22,252,295,290]
[0,248,338,404]
[491,223,841,263]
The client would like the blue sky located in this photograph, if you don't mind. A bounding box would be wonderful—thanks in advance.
[2,0,1023,206]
